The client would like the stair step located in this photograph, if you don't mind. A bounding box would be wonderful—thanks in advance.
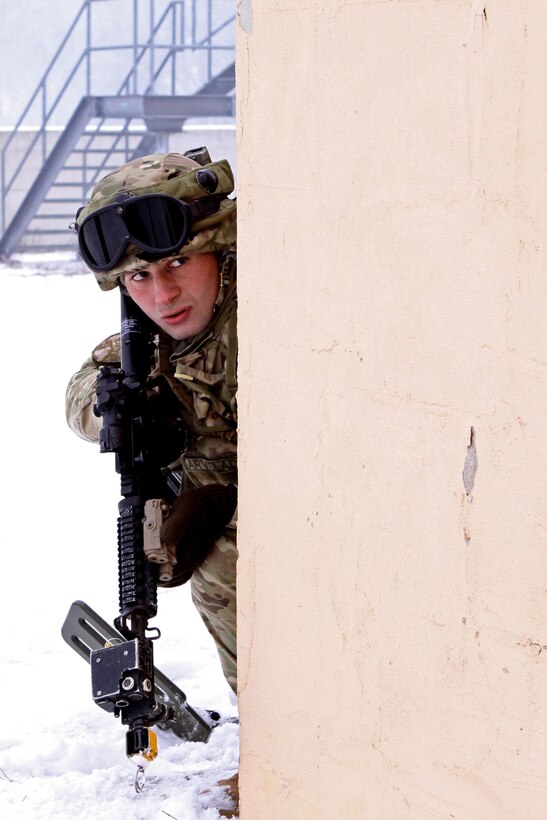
[32,215,78,221]
[41,198,85,204]
[62,165,117,171]
[79,133,145,138]
[47,181,95,188]
[25,228,78,235]
[37,219,80,224]
[72,145,143,153]
[16,245,75,254]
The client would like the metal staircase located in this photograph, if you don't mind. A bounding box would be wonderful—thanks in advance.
[0,0,235,258]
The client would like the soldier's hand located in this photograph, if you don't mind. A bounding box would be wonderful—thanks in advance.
[158,484,237,587]
[94,365,126,417]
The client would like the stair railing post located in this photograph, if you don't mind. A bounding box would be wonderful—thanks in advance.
[86,0,91,96]
[207,0,212,84]
[133,0,138,94]
[149,0,155,95]
[1,155,5,236]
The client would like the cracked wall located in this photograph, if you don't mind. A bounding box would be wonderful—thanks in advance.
[236,1,547,817]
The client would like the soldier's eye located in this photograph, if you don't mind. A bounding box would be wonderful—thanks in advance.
[128,269,149,282]
[169,257,188,269]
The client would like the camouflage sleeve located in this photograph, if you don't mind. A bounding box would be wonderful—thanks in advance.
[65,334,121,442]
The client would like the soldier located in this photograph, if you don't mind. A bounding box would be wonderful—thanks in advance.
[65,151,239,696]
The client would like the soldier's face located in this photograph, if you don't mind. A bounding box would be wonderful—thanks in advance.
[123,252,220,340]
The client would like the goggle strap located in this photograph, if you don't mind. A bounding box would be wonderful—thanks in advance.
[187,195,226,222]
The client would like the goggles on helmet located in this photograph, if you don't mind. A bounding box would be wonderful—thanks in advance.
[74,193,224,273]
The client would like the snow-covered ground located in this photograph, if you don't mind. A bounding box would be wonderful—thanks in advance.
[0,255,239,819]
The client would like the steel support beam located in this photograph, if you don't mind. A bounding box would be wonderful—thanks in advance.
[96,94,235,130]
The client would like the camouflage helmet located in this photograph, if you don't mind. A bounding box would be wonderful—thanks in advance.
[76,152,237,290]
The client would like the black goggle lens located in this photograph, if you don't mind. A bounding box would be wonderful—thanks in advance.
[78,195,191,272]
[79,209,130,271]
[123,197,188,250]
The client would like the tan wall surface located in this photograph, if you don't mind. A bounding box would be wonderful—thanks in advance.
[236,2,547,817]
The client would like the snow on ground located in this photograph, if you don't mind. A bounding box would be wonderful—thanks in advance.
[0,256,238,819]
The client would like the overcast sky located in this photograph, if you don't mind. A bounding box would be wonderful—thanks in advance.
[1,2,78,125]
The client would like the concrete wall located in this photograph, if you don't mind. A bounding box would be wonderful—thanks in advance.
[236,2,547,817]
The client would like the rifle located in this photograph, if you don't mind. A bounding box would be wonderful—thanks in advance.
[85,289,217,782]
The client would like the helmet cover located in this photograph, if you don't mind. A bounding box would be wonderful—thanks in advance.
[76,152,237,290]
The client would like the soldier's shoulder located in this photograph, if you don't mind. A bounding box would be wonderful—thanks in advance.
[91,333,121,365]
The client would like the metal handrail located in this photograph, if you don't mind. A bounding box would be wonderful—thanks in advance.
[76,2,234,193]
[0,0,235,237]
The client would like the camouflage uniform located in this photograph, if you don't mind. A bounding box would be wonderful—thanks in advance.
[65,153,238,693]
